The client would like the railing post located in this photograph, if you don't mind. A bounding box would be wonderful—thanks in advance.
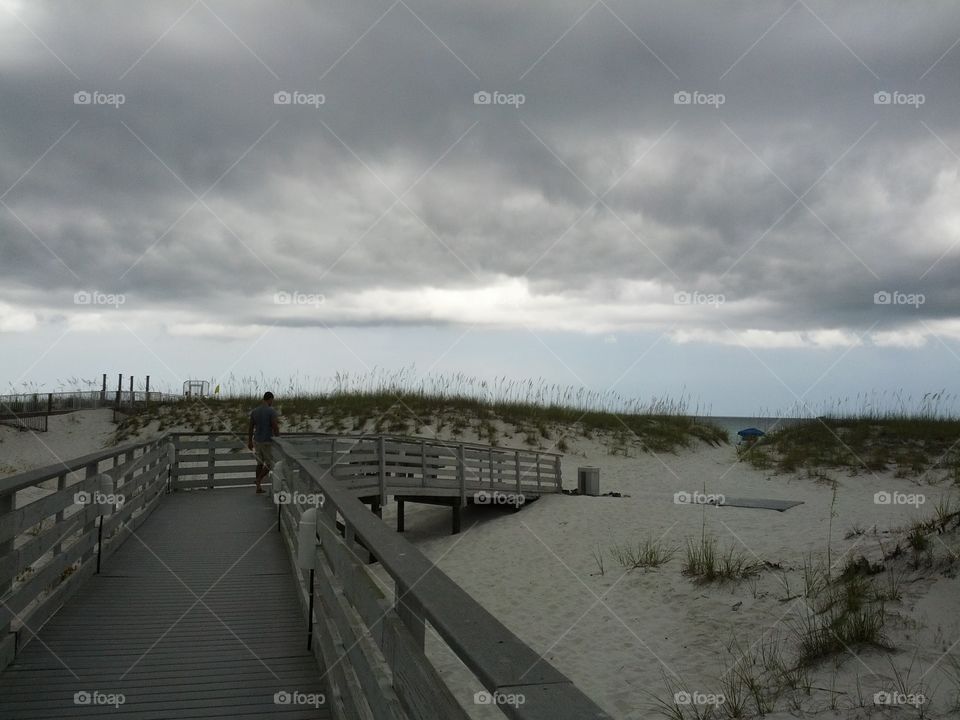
[123,449,134,496]
[207,436,215,489]
[0,491,14,668]
[420,440,426,488]
[53,472,68,554]
[81,462,99,562]
[170,436,180,492]
[514,451,521,493]
[488,447,494,489]
[457,444,465,508]
[395,579,425,650]
[535,453,541,493]
[378,435,386,507]
[554,454,562,490]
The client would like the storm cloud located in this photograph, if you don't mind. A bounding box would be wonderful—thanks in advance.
[2,0,960,351]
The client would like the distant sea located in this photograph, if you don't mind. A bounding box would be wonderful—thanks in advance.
[699,416,812,442]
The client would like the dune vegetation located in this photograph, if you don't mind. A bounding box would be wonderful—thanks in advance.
[111,369,727,452]
[741,392,960,480]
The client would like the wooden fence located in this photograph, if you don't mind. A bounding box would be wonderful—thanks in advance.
[0,390,181,432]
[0,437,172,670]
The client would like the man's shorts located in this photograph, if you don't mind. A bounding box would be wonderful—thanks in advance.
[254,442,274,468]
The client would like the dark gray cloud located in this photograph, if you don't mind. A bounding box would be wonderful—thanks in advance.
[1,0,960,344]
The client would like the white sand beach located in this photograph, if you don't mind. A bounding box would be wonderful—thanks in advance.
[371,427,960,719]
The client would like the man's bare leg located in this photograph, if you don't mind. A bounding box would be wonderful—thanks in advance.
[255,462,267,492]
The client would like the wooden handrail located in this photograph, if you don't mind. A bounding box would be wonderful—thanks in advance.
[275,437,609,720]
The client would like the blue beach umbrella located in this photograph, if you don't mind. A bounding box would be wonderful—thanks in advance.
[737,428,766,438]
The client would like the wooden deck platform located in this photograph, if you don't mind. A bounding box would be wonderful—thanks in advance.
[0,488,328,720]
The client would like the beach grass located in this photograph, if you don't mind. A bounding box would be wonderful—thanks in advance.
[110,370,727,451]
[743,415,960,477]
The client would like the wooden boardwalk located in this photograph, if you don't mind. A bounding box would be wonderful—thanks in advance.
[1,432,612,719]
[0,488,329,719]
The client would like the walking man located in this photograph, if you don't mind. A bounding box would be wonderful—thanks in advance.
[248,391,280,494]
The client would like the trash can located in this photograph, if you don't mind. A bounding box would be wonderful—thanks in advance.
[578,467,600,496]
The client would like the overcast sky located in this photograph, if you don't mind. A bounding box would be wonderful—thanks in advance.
[1,1,959,416]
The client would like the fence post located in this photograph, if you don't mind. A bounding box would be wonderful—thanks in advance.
[100,373,107,403]
[554,455,562,491]
[46,393,52,416]
[115,374,122,409]
[535,453,541,493]
[128,376,134,410]
[145,375,150,407]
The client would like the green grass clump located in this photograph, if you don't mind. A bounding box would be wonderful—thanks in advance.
[610,536,678,570]
[682,533,757,583]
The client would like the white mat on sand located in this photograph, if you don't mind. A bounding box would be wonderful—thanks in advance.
[684,496,804,512]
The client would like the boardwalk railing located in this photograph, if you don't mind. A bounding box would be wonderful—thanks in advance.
[0,436,173,670]
[170,432,562,498]
[1,432,610,719]
[272,436,608,720]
